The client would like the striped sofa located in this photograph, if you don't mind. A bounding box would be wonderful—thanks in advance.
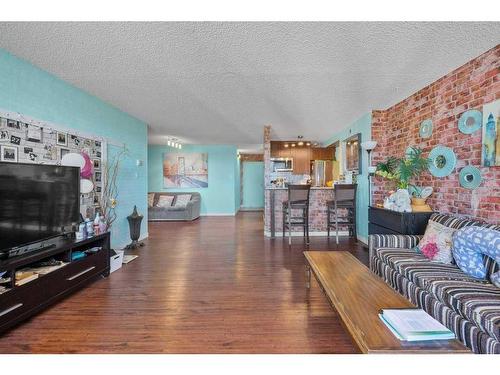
[369,213,500,354]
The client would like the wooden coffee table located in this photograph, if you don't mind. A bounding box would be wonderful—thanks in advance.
[304,251,470,354]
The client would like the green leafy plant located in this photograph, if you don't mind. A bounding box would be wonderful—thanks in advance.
[375,147,429,190]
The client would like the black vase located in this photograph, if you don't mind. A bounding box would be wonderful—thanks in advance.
[127,205,143,242]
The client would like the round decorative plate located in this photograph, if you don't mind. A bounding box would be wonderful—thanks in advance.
[419,119,433,138]
[459,166,482,189]
[428,145,456,177]
[80,178,94,194]
[458,109,482,134]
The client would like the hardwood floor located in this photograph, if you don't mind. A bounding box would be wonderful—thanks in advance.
[0,212,369,353]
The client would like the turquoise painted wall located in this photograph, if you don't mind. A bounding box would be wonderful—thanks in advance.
[148,144,239,215]
[323,113,372,242]
[0,49,149,249]
[241,161,264,208]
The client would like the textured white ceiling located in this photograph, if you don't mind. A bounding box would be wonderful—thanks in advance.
[0,22,499,149]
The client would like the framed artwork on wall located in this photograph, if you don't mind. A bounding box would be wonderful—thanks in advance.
[163,152,208,188]
[56,131,68,146]
[0,130,8,142]
[343,133,362,174]
[482,99,500,167]
[1,145,18,162]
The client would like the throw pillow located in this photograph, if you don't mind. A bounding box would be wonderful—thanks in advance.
[156,195,175,208]
[414,220,456,263]
[452,226,500,286]
[174,194,192,207]
[148,193,155,208]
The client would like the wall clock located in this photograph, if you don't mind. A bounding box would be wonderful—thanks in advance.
[458,109,482,134]
[459,166,482,189]
[419,119,433,138]
[428,145,456,177]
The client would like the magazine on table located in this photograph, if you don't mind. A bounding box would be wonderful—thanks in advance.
[379,308,455,341]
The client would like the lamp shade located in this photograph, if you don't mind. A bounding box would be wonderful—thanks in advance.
[361,140,377,151]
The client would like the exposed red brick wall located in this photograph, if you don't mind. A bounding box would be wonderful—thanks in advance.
[372,45,500,223]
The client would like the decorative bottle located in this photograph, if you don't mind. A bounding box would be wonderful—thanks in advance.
[93,212,101,235]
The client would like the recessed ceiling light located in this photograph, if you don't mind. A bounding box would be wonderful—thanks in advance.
[306,142,311,146]
[284,143,289,148]
[291,143,296,147]
[298,141,304,146]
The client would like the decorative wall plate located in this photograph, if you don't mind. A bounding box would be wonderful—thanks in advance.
[428,145,456,177]
[458,109,482,134]
[419,119,433,138]
[459,166,482,189]
[80,178,95,194]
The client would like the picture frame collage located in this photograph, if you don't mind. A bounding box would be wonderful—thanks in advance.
[0,115,104,210]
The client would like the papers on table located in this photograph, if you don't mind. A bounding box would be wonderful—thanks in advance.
[379,308,455,341]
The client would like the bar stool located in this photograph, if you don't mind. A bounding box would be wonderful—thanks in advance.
[327,184,357,244]
[282,184,311,245]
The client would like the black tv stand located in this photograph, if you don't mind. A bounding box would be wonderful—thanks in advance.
[0,232,110,334]
[8,243,57,259]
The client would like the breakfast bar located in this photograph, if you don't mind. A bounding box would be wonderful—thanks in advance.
[264,186,335,237]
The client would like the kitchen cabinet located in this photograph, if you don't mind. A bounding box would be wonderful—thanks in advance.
[270,141,333,175]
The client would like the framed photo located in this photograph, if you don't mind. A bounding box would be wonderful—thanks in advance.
[26,125,43,143]
[7,120,20,129]
[93,195,99,204]
[0,118,7,127]
[93,159,101,170]
[24,147,33,154]
[95,185,102,193]
[94,140,101,148]
[0,130,8,142]
[59,147,70,160]
[1,145,18,162]
[56,131,68,146]
[95,172,102,182]
[343,133,362,174]
[10,135,21,145]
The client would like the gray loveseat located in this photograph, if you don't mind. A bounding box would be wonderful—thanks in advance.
[369,213,500,354]
[148,192,201,221]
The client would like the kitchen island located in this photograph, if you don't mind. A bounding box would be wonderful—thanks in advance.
[265,186,344,237]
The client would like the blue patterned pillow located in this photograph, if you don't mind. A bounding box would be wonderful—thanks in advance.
[452,226,500,287]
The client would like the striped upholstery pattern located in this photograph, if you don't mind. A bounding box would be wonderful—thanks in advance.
[369,213,500,354]
[371,256,500,354]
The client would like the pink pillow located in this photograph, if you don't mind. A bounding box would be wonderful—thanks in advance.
[415,220,456,263]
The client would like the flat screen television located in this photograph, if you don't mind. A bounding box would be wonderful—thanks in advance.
[0,162,80,255]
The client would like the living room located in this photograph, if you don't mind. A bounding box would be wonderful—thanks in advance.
[0,2,499,374]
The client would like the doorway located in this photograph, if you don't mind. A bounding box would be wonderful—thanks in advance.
[241,161,264,210]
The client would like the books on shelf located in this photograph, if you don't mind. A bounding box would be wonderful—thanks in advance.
[379,308,455,341]
[15,273,39,286]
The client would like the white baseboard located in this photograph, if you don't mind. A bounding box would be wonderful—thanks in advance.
[264,230,350,238]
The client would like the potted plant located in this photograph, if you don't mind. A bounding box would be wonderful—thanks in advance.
[408,185,433,212]
[376,147,431,211]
